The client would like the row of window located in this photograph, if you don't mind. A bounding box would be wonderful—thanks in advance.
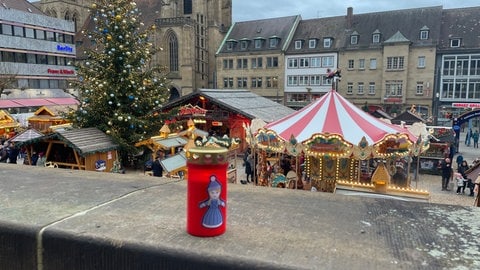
[347,56,426,70]
[226,37,280,51]
[287,93,323,103]
[293,38,333,49]
[222,55,425,71]
[0,50,74,66]
[442,78,480,99]
[287,75,331,86]
[347,29,430,46]
[345,81,426,96]
[222,57,279,69]
[222,76,279,89]
[10,79,69,89]
[0,23,74,44]
[442,55,480,76]
[287,56,334,68]
[348,30,462,48]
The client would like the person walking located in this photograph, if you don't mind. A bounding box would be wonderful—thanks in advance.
[458,160,474,196]
[151,153,164,177]
[465,128,472,146]
[467,128,473,146]
[245,151,254,183]
[455,172,466,194]
[440,157,453,191]
[456,155,464,170]
[473,130,479,148]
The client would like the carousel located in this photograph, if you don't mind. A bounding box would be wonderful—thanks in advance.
[251,87,430,201]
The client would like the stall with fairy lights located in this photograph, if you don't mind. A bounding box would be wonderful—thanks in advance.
[254,89,430,200]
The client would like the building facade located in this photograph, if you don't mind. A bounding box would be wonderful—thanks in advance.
[284,17,345,108]
[220,5,480,125]
[435,7,480,127]
[338,7,441,119]
[0,0,77,115]
[215,15,301,103]
[34,0,232,100]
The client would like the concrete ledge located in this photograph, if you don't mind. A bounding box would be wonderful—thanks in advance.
[0,164,479,269]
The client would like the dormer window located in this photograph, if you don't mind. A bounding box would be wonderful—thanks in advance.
[350,31,359,45]
[240,40,249,50]
[323,38,331,48]
[295,40,303,49]
[254,38,264,49]
[308,39,317,48]
[372,29,381,44]
[450,38,461,48]
[420,26,429,40]
[269,36,279,48]
[226,39,236,51]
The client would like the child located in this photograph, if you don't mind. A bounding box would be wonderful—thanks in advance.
[455,172,465,194]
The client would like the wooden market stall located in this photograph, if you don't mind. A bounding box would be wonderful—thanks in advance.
[157,89,295,153]
[19,127,119,171]
[27,106,70,133]
[135,121,239,180]
[0,109,20,139]
[9,128,44,165]
[417,126,455,175]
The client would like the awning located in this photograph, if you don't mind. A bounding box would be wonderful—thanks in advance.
[45,97,79,105]
[13,99,56,107]
[0,98,78,108]
[0,100,22,108]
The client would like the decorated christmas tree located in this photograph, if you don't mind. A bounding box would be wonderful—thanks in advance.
[69,0,170,163]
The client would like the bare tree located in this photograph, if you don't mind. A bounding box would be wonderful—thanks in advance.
[0,75,16,96]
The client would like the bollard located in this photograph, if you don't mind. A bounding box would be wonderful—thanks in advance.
[186,147,228,237]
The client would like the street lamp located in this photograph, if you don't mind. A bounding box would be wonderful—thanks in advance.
[433,92,440,126]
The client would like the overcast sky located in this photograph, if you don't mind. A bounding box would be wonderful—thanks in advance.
[232,0,479,22]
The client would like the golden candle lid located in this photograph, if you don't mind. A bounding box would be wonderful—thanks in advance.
[187,147,228,165]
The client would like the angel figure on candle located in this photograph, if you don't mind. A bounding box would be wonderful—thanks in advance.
[199,175,226,228]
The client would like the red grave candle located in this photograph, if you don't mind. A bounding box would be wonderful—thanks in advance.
[186,147,228,237]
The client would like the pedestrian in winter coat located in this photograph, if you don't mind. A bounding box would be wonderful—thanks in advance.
[440,157,453,191]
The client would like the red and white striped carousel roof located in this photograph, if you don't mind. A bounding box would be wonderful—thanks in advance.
[264,90,416,145]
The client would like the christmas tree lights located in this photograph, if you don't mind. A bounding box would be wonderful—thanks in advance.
[69,0,171,162]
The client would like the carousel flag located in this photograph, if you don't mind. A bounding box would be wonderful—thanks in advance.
[243,118,266,147]
[285,134,304,156]
[352,136,373,160]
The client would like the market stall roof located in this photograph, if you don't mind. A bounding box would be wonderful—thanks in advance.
[391,110,426,125]
[0,98,78,108]
[161,89,295,123]
[10,129,44,144]
[0,109,19,129]
[264,89,416,145]
[135,135,189,149]
[52,127,119,156]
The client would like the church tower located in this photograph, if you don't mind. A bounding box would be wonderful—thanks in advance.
[154,0,232,98]
[34,0,92,32]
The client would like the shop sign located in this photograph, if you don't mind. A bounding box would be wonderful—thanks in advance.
[384,97,402,103]
[47,69,75,75]
[452,103,480,108]
[179,104,207,117]
[212,121,223,126]
[56,44,74,53]
[193,119,206,124]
